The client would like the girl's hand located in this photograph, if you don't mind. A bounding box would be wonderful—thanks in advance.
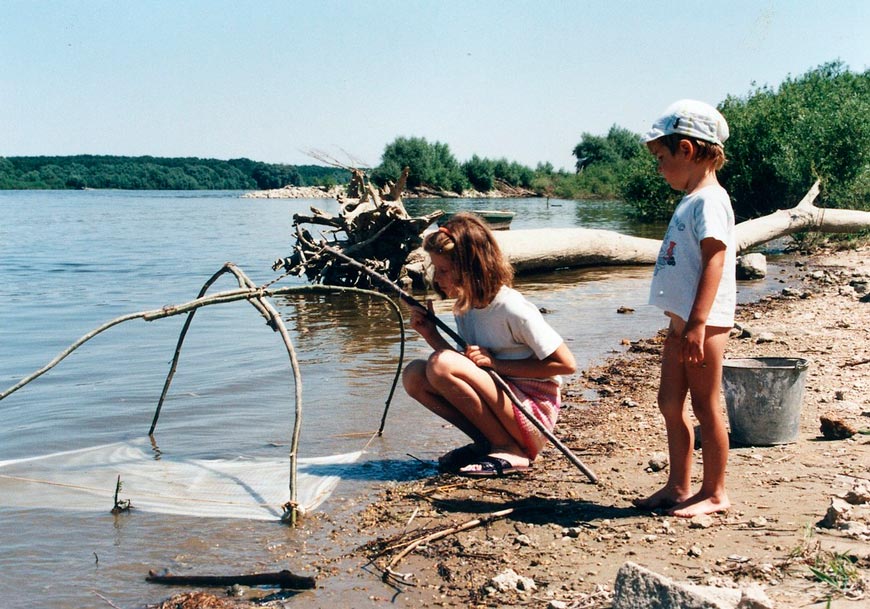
[464,344,494,369]
[409,299,437,337]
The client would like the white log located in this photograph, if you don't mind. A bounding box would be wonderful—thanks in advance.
[495,228,660,273]
[734,181,870,251]
[494,181,870,272]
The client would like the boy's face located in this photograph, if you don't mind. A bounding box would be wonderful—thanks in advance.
[647,139,690,191]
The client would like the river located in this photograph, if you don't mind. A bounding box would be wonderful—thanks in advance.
[0,190,785,607]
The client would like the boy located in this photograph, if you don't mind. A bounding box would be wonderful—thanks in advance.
[634,99,736,517]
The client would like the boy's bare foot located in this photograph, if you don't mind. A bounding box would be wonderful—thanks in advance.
[632,486,689,511]
[667,493,731,518]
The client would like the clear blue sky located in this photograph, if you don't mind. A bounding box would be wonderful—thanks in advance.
[2,1,868,171]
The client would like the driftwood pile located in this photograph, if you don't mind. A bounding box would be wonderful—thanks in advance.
[273,167,442,291]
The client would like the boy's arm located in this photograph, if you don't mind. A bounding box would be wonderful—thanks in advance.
[683,237,727,364]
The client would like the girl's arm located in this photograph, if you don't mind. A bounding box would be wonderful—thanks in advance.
[409,301,455,351]
[466,342,577,378]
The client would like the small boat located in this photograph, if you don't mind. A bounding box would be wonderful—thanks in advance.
[438,209,515,230]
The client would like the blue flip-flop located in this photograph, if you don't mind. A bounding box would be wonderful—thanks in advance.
[437,443,488,473]
[458,455,531,478]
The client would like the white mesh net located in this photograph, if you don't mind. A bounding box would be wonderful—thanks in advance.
[0,439,361,520]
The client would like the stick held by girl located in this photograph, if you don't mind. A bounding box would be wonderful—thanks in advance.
[403,213,576,477]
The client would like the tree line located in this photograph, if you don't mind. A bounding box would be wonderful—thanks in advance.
[2,61,866,223]
[0,155,349,191]
[369,61,869,222]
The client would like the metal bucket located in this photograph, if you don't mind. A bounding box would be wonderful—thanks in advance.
[722,357,810,446]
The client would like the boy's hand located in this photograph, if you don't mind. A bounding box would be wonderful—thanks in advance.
[681,322,706,367]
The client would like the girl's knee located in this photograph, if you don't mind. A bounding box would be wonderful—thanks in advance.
[402,360,427,393]
[426,349,464,376]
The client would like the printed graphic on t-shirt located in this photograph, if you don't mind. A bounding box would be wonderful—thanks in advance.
[653,220,685,276]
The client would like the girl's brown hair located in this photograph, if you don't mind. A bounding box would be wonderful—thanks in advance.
[659,133,727,170]
[423,212,514,313]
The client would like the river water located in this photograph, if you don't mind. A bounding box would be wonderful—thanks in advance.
[0,190,785,607]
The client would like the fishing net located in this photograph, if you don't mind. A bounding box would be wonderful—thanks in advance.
[0,438,361,520]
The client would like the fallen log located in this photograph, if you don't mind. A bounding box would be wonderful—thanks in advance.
[285,178,870,288]
[495,181,870,274]
[146,569,316,589]
[734,181,870,251]
[495,227,660,273]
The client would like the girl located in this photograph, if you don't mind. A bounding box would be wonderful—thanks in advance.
[403,213,576,477]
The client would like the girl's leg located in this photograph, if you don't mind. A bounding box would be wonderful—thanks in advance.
[633,323,694,509]
[403,351,529,466]
[403,358,487,445]
[669,326,731,517]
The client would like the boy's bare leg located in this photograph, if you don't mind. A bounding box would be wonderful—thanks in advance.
[669,326,732,517]
[633,327,693,509]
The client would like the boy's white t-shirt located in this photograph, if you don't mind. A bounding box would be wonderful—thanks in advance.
[649,184,736,327]
[455,285,564,384]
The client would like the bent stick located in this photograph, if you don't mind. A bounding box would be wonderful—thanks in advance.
[322,246,598,484]
[146,569,315,589]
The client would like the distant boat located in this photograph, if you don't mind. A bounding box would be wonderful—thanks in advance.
[438,209,515,230]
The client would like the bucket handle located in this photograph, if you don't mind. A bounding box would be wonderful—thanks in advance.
[794,359,810,371]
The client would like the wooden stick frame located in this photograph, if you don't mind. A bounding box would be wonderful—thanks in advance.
[0,268,408,525]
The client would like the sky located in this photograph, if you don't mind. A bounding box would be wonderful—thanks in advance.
[1,1,868,172]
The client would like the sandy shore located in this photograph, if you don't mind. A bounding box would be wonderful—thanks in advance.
[151,244,869,609]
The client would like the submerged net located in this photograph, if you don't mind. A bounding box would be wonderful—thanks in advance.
[0,438,362,520]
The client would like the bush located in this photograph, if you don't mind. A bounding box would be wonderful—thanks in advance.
[618,155,681,221]
[720,61,870,217]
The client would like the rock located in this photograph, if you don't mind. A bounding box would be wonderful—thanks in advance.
[242,185,344,199]
[844,481,870,505]
[689,514,716,529]
[754,332,776,344]
[849,279,869,294]
[819,497,853,529]
[737,584,775,609]
[490,568,536,593]
[736,253,767,280]
[819,415,857,440]
[613,561,772,609]
[647,452,669,472]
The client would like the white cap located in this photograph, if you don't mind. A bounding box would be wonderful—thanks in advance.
[644,99,729,146]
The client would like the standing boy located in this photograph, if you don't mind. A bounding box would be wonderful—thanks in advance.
[634,99,736,517]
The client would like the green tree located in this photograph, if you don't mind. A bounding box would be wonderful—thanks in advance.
[573,125,643,170]
[619,154,681,221]
[720,61,870,216]
[462,154,495,191]
[372,137,468,192]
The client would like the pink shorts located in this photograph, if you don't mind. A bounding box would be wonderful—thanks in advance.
[504,378,561,461]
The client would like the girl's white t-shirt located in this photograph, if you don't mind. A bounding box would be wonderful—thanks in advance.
[455,285,564,384]
[648,184,736,327]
